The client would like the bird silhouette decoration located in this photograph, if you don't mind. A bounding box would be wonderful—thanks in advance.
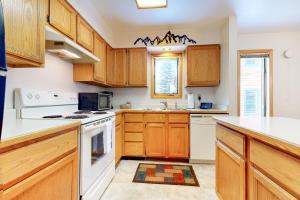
[134,31,196,46]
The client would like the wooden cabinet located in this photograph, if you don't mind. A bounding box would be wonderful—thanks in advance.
[114,49,128,86]
[145,123,166,157]
[106,45,115,85]
[115,114,123,165]
[216,141,246,200]
[0,126,79,200]
[187,45,220,86]
[3,0,46,67]
[127,48,147,86]
[76,15,94,52]
[249,166,297,200]
[49,0,76,40]
[167,124,189,158]
[93,33,107,83]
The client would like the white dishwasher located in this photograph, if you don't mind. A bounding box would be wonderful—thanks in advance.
[189,114,218,164]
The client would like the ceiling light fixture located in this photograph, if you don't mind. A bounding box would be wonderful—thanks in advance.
[136,0,167,9]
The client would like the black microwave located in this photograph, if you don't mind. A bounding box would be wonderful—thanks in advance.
[78,92,112,111]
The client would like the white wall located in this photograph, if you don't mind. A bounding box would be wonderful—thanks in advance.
[111,25,230,109]
[5,53,103,109]
[238,32,300,118]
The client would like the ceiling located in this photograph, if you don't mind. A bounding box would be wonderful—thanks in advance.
[89,0,300,33]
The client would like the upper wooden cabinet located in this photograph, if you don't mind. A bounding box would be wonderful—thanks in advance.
[76,15,94,52]
[49,0,76,40]
[93,33,107,83]
[187,44,221,87]
[114,49,128,86]
[3,0,46,67]
[106,45,115,85]
[127,48,147,87]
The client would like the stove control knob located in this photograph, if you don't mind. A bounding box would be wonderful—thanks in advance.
[27,93,33,100]
[35,94,40,100]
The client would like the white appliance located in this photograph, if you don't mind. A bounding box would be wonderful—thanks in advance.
[187,93,195,109]
[190,114,219,164]
[14,88,115,200]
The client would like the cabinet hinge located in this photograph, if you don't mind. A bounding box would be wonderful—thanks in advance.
[47,15,51,23]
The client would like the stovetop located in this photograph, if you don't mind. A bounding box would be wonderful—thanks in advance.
[40,110,114,124]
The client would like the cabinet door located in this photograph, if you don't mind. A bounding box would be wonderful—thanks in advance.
[167,124,189,158]
[187,45,220,86]
[216,141,246,200]
[145,123,166,157]
[77,16,94,52]
[93,33,107,83]
[3,0,46,67]
[127,48,147,86]
[249,166,297,200]
[3,152,78,200]
[115,124,123,165]
[49,0,76,40]
[106,45,115,85]
[114,49,127,86]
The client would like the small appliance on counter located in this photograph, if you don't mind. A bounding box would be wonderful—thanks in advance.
[187,93,195,109]
[0,0,6,139]
[200,102,213,109]
[78,92,113,111]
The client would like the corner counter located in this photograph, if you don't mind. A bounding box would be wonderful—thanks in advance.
[214,116,300,200]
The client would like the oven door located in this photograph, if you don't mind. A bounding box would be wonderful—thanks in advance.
[80,121,114,196]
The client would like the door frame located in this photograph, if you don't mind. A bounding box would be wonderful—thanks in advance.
[237,49,273,116]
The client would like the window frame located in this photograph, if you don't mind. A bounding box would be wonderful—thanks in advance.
[237,49,273,116]
[150,53,183,99]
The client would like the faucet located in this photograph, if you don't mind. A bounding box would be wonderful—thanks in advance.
[160,101,168,110]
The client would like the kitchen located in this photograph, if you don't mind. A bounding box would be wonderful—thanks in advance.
[1,0,300,200]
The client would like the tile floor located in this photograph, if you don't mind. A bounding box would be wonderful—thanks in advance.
[101,160,219,200]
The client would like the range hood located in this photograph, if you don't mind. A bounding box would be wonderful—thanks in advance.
[45,26,100,63]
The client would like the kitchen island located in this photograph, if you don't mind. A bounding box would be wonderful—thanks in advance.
[214,116,300,200]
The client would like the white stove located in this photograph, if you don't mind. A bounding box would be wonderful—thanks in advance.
[14,88,115,200]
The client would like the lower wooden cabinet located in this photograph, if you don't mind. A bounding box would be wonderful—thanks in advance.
[115,123,123,165]
[249,166,297,200]
[4,152,78,200]
[167,124,189,158]
[216,141,246,200]
[145,123,166,157]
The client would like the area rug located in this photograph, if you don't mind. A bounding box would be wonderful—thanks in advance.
[133,163,199,187]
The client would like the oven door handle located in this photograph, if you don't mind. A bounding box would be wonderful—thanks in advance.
[83,123,106,133]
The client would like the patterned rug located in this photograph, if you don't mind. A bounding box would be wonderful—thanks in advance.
[133,163,199,187]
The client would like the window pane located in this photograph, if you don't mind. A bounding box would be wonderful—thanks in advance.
[240,57,265,117]
[154,58,179,95]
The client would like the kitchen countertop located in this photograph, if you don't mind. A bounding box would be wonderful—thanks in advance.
[214,116,300,156]
[114,108,229,114]
[0,119,80,150]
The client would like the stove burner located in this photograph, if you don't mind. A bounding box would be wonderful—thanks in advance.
[74,110,93,114]
[65,115,89,119]
[93,111,107,114]
[42,115,63,119]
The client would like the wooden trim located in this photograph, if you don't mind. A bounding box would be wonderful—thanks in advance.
[150,53,183,99]
[237,49,273,116]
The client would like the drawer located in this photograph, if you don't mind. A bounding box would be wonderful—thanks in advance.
[216,125,245,156]
[116,114,122,126]
[250,140,300,196]
[124,132,143,142]
[124,123,144,132]
[124,142,144,156]
[168,114,189,123]
[144,114,166,123]
[1,130,77,189]
[124,113,143,122]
